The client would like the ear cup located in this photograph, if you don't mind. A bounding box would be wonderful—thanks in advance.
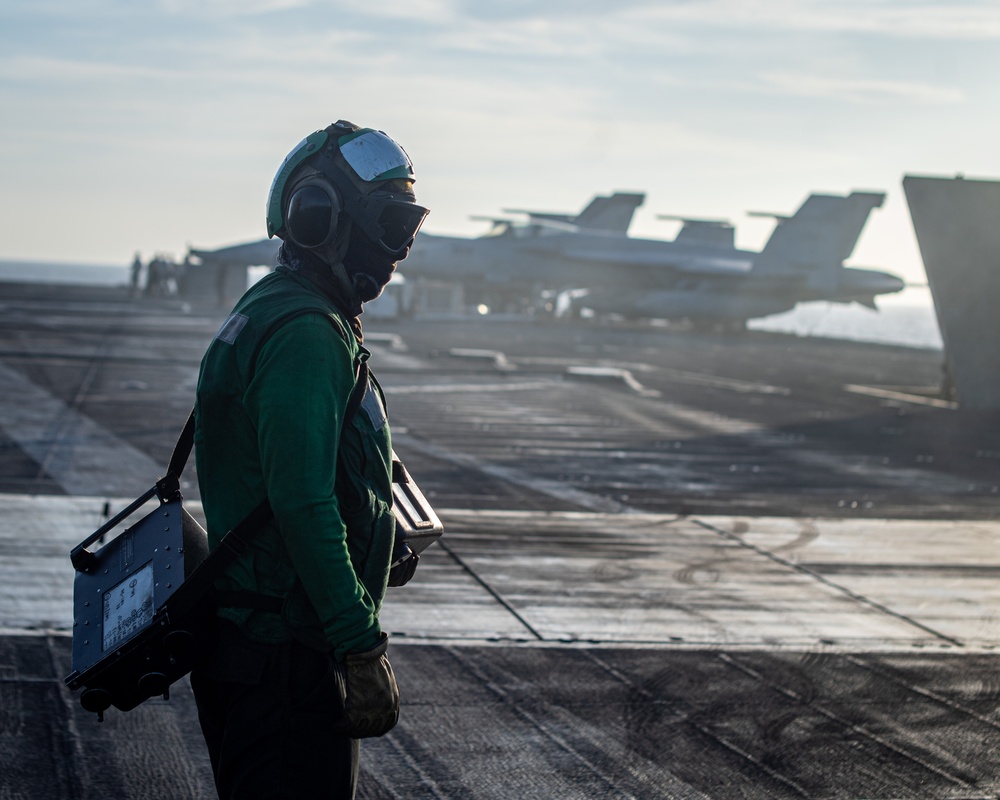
[285,183,341,248]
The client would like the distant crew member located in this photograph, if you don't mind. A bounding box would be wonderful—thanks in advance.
[191,120,429,799]
[129,252,142,298]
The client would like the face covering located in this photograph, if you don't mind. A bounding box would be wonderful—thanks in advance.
[342,229,406,302]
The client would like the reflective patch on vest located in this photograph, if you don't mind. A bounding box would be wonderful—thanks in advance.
[215,313,249,344]
[360,378,387,431]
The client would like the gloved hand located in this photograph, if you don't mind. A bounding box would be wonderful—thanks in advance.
[335,633,399,738]
[387,544,419,587]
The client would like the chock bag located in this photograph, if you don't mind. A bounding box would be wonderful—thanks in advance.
[63,412,272,721]
[64,386,442,720]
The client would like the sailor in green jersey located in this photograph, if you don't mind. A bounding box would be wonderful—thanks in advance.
[191,120,429,800]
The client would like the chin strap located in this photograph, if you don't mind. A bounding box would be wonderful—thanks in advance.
[350,271,386,302]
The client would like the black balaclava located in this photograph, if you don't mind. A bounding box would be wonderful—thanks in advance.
[342,225,407,303]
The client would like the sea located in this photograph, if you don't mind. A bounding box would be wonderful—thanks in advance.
[0,259,132,288]
[748,287,942,351]
[0,259,943,352]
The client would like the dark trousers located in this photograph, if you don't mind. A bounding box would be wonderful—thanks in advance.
[191,621,359,800]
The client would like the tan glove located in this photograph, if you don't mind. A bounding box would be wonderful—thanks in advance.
[335,633,399,738]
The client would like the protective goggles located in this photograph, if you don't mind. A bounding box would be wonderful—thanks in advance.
[336,129,428,254]
[358,192,429,256]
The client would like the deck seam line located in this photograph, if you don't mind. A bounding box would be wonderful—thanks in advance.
[693,518,965,647]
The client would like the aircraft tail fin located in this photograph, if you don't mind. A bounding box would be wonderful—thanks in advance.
[751,191,884,275]
[573,192,645,233]
[504,192,645,234]
[658,216,735,248]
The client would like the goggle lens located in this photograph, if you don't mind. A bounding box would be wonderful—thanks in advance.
[377,201,429,254]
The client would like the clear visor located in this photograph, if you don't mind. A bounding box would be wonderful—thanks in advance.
[340,130,414,182]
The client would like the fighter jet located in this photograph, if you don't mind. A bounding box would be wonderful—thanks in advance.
[400,190,904,327]
[184,192,644,276]
[185,190,903,328]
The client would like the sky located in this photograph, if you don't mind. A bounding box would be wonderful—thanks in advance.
[2,0,999,285]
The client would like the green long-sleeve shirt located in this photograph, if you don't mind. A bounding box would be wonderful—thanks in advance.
[195,265,394,659]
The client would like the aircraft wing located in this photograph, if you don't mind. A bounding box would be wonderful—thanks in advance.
[188,238,280,267]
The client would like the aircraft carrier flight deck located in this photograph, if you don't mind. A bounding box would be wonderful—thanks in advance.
[2,281,999,799]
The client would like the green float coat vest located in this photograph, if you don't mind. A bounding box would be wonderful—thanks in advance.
[195,265,393,659]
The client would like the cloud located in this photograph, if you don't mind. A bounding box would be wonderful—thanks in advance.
[332,0,459,23]
[2,0,998,270]
[623,1,1000,41]
[276,1,1000,44]
[758,71,965,105]
[0,55,175,84]
[159,0,310,15]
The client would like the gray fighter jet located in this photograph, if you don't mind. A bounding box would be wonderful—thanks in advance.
[185,189,903,328]
[401,190,904,327]
[185,192,644,278]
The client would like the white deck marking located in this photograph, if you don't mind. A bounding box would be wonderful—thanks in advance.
[0,361,160,496]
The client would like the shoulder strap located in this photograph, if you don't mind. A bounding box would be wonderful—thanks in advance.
[70,359,369,577]
[345,359,369,428]
[174,496,274,613]
[164,411,195,490]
